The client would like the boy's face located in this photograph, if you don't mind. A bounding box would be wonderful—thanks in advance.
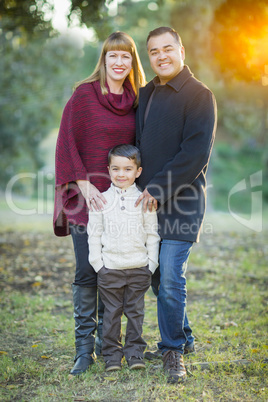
[108,155,142,190]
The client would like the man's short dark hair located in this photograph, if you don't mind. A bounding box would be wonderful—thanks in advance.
[108,144,141,168]
[146,26,182,48]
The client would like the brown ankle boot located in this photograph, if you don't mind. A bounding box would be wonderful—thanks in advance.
[163,350,187,383]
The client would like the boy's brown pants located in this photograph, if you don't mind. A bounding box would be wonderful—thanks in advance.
[97,266,151,363]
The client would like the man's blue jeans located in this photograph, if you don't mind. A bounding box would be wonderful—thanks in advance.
[157,239,194,354]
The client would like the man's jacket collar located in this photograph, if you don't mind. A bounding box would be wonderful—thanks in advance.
[150,65,194,93]
[137,66,194,134]
[166,65,194,92]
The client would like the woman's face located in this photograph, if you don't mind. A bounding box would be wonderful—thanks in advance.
[105,50,133,87]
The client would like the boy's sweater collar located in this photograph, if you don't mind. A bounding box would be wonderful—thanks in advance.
[110,183,138,196]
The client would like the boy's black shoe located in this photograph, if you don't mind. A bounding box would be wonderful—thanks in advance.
[144,349,162,360]
[105,360,122,371]
[127,356,146,370]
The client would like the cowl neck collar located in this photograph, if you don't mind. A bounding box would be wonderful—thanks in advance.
[92,78,136,115]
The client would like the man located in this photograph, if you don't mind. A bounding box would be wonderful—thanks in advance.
[135,27,217,383]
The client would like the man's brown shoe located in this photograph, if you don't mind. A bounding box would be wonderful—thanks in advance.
[162,350,187,383]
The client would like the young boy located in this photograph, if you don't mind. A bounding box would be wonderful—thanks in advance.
[87,144,160,371]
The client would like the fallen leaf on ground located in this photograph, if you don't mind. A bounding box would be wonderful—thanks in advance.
[103,376,117,381]
[31,282,42,287]
[224,321,238,327]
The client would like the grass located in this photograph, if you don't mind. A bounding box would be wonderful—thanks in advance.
[0,229,267,401]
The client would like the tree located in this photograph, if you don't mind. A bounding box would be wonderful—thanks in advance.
[0,35,82,185]
[0,0,113,39]
[0,0,52,36]
[0,1,85,187]
[68,0,111,39]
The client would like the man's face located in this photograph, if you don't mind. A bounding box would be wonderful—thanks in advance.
[147,32,185,85]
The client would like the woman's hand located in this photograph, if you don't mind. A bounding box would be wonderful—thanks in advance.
[76,180,106,211]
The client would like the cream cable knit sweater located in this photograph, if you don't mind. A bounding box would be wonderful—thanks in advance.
[87,183,160,273]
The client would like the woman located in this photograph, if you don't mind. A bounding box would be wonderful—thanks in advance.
[53,31,146,376]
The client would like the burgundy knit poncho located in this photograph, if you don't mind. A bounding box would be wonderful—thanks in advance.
[53,79,136,236]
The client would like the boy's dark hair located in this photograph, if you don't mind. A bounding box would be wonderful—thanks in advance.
[108,144,141,168]
[146,26,182,48]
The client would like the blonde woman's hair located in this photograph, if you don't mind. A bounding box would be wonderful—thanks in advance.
[74,31,146,107]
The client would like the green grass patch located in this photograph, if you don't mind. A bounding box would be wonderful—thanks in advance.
[0,230,267,401]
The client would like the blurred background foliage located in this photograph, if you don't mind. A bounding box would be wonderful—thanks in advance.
[1,0,267,213]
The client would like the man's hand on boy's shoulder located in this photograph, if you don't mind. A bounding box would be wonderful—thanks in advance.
[135,188,157,212]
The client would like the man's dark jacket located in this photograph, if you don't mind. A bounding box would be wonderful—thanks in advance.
[136,66,217,242]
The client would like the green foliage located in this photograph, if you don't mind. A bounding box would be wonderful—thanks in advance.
[169,0,220,75]
[219,100,262,146]
[75,42,100,80]
[0,0,110,37]
[69,0,113,40]
[0,34,83,187]
[70,0,107,23]
[0,0,53,36]
[211,143,267,211]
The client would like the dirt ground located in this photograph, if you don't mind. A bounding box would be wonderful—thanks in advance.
[0,231,75,299]
[1,229,266,298]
